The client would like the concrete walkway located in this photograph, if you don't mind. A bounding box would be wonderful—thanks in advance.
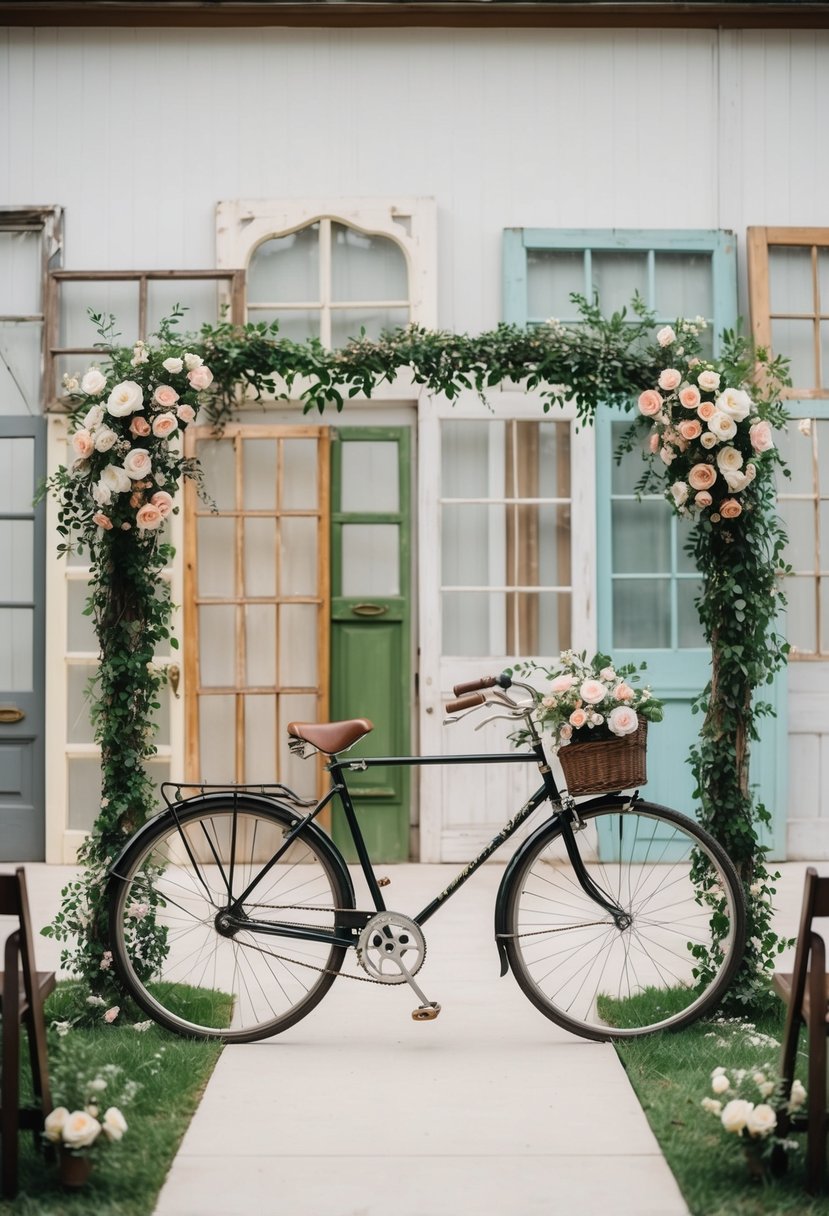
[18,860,816,1216]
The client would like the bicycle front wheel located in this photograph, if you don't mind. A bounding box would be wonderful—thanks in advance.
[504,800,746,1040]
[108,796,353,1042]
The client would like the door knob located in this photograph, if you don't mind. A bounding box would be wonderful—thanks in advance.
[168,664,181,699]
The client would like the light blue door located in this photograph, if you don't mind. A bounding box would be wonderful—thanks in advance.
[504,228,785,854]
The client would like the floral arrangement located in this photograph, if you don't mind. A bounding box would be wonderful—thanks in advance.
[635,321,778,524]
[702,1065,804,1170]
[514,651,664,750]
[43,1039,137,1156]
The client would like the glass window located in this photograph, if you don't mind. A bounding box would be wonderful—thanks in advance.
[777,418,829,656]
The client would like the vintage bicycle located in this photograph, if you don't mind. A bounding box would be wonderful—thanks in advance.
[107,672,746,1043]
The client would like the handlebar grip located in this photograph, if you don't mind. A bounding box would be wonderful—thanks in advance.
[452,675,498,696]
[445,691,487,714]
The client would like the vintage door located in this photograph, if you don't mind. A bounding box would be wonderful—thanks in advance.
[330,428,412,862]
[0,418,46,860]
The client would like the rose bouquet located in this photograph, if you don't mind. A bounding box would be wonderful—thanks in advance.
[702,1065,804,1173]
[43,1037,137,1160]
[634,322,777,524]
[515,651,663,750]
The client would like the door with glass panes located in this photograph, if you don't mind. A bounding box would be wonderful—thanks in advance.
[503,228,784,851]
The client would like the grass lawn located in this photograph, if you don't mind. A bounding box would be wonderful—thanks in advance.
[614,1004,829,1216]
[0,983,224,1216]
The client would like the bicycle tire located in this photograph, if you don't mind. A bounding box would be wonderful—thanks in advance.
[108,795,353,1042]
[503,799,746,1040]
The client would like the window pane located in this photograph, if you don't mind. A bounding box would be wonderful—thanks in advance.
[770,246,814,313]
[244,518,276,598]
[783,500,816,572]
[654,253,713,322]
[785,576,816,653]
[60,280,138,348]
[331,306,409,347]
[198,517,236,597]
[676,514,699,575]
[280,517,318,597]
[331,224,408,302]
[0,607,33,690]
[0,438,34,512]
[612,501,671,574]
[246,308,320,344]
[613,579,671,648]
[341,524,399,596]
[199,606,236,686]
[677,580,705,647]
[67,581,96,651]
[442,504,497,585]
[441,420,494,498]
[527,250,585,321]
[248,225,319,303]
[0,322,42,414]
[279,694,319,791]
[243,439,277,510]
[341,441,400,513]
[245,605,276,685]
[0,521,34,601]
[611,422,651,495]
[244,693,275,781]
[776,420,815,492]
[591,253,648,314]
[442,590,496,656]
[198,696,236,782]
[67,664,96,744]
[281,439,318,510]
[0,231,41,314]
[197,440,236,511]
[442,590,569,657]
[772,317,816,388]
[279,605,318,685]
[67,757,101,832]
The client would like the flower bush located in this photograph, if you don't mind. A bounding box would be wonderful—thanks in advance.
[44,1035,137,1157]
[701,1065,804,1171]
[516,651,664,749]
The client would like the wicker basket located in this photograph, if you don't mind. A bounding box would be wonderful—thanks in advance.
[558,717,648,797]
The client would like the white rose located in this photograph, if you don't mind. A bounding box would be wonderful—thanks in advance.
[656,325,676,347]
[608,705,639,737]
[715,387,752,422]
[789,1079,807,1111]
[123,448,152,480]
[659,448,676,465]
[712,1074,730,1095]
[700,433,719,449]
[107,380,144,417]
[101,463,132,495]
[81,367,107,396]
[94,427,118,453]
[721,1099,754,1134]
[746,1104,777,1138]
[670,481,689,507]
[701,1098,722,1115]
[183,352,203,370]
[722,468,752,493]
[716,446,743,473]
[83,404,105,429]
[759,1081,775,1099]
[798,417,813,437]
[707,412,738,442]
[61,1110,101,1149]
[162,357,184,374]
[698,370,721,391]
[92,479,112,507]
[101,1107,128,1142]
[44,1106,69,1143]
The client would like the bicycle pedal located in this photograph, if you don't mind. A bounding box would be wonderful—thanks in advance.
[412,1002,441,1022]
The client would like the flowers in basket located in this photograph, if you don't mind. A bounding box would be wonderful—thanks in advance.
[636,322,777,524]
[702,1065,804,1172]
[516,651,664,750]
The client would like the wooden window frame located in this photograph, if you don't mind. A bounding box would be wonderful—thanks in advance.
[0,206,64,414]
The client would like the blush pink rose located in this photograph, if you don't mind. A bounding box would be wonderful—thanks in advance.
[720,498,743,519]
[658,368,682,392]
[688,463,717,491]
[187,365,214,390]
[569,708,588,729]
[695,491,713,507]
[698,370,721,392]
[608,705,639,737]
[749,420,774,452]
[92,512,113,530]
[614,682,634,701]
[153,384,180,409]
[130,416,151,437]
[579,679,607,705]
[697,402,716,421]
[151,412,178,438]
[124,449,152,480]
[679,385,701,409]
[638,390,663,417]
[135,503,163,530]
[550,674,574,693]
[176,404,196,424]
[72,429,95,459]
[150,490,174,517]
[648,432,660,453]
[678,419,702,441]
[103,1006,120,1024]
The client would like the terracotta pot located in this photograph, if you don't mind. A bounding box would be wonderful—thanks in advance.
[59,1149,93,1189]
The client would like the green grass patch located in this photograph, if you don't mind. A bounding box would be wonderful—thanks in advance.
[614,1004,829,1215]
[0,982,224,1216]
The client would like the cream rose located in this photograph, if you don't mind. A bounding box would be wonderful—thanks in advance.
[162,356,184,374]
[671,481,689,507]
[715,387,752,422]
[749,420,774,452]
[106,380,144,417]
[712,1074,730,1095]
[101,464,132,495]
[638,389,663,417]
[183,352,203,370]
[659,447,676,465]
[720,1099,753,1134]
[700,433,718,449]
[719,498,742,519]
[656,325,676,347]
[152,412,178,438]
[187,364,214,390]
[43,1107,69,1143]
[176,403,196,424]
[746,1104,777,1138]
[62,1110,101,1149]
[722,468,751,493]
[101,1107,128,1142]
[688,463,717,491]
[123,449,152,480]
[648,432,660,453]
[135,503,163,530]
[81,367,107,396]
[153,384,180,409]
[94,426,118,453]
[701,1098,722,1115]
[658,368,682,392]
[83,404,105,429]
[579,679,606,705]
[789,1079,807,1111]
[716,446,743,472]
[150,490,174,517]
[608,705,638,737]
[550,674,574,693]
[72,429,95,459]
[614,682,634,701]
[599,667,616,681]
[679,385,701,410]
[92,480,112,507]
[698,370,721,392]
[569,708,588,729]
[707,411,738,442]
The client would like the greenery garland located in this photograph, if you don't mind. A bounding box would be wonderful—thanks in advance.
[44,300,790,1018]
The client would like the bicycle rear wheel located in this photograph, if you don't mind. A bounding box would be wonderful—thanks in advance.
[108,795,353,1042]
[504,800,745,1040]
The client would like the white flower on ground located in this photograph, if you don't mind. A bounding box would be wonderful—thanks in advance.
[43,1107,69,1143]
[701,1098,722,1115]
[62,1110,101,1148]
[712,1073,730,1095]
[720,1099,754,1134]
[103,1005,120,1024]
[101,1107,128,1142]
[746,1104,777,1137]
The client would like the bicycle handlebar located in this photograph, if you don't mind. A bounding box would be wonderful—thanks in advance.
[452,672,512,697]
[445,691,488,714]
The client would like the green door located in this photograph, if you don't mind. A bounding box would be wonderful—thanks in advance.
[330,428,412,862]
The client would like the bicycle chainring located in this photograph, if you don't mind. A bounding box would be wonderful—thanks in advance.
[357,912,426,984]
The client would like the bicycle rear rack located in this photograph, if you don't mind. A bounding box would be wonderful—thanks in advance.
[160,781,318,810]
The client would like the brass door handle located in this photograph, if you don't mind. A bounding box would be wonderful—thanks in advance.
[168,664,181,699]
[0,706,25,724]
[351,604,388,617]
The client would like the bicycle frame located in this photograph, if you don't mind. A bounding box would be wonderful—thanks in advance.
[224,736,629,949]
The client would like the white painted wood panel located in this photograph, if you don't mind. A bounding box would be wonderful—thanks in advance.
[787,662,829,858]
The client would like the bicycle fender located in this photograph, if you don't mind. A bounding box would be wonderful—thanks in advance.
[493,792,631,976]
[108,790,357,911]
